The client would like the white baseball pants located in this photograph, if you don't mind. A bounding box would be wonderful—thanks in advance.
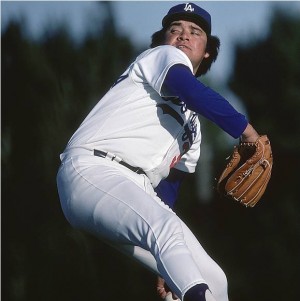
[56,154,228,301]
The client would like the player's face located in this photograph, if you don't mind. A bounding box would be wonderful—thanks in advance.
[164,20,210,75]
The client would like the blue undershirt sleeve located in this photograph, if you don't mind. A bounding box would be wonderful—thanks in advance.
[162,64,248,138]
[154,177,182,209]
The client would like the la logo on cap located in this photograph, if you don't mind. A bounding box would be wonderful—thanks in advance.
[184,3,194,12]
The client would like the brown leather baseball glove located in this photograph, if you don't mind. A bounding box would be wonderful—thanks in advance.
[217,135,273,207]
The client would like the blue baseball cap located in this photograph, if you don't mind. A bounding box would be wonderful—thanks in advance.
[162,2,211,35]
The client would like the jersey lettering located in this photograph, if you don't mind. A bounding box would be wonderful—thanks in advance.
[157,104,184,126]
[158,99,198,157]
[170,155,182,168]
[182,113,197,145]
[162,96,187,113]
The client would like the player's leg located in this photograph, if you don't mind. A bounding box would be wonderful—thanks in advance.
[57,156,226,301]
[105,242,159,275]
[109,229,227,301]
[110,243,218,301]
[106,198,228,300]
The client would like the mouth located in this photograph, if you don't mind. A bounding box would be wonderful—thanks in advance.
[176,45,191,51]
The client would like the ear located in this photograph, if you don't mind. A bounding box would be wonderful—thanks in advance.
[204,52,210,59]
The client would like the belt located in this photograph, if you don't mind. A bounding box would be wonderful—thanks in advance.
[93,149,146,175]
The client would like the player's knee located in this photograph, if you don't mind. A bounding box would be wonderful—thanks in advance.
[210,266,228,300]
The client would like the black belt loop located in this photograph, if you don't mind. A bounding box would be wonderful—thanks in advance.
[93,149,146,175]
[118,161,145,175]
[94,149,107,158]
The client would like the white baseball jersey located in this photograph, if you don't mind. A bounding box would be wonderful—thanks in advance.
[62,45,202,187]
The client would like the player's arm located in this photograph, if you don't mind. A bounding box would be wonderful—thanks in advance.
[155,168,187,209]
[162,64,248,139]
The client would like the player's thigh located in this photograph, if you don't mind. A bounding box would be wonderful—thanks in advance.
[59,155,175,246]
[89,169,179,249]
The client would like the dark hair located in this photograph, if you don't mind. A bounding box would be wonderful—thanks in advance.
[150,28,220,77]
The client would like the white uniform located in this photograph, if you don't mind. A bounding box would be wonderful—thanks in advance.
[57,45,228,301]
[61,45,201,187]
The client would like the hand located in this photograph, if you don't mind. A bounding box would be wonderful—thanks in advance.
[156,276,179,300]
[241,123,260,143]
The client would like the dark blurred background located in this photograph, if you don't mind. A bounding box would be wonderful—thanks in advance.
[2,1,300,301]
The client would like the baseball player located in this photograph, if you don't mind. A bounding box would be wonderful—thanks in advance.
[57,3,260,301]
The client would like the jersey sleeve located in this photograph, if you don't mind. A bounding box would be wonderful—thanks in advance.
[130,45,194,95]
[154,178,182,209]
[163,64,248,138]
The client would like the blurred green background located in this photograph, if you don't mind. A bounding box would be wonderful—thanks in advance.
[2,2,300,301]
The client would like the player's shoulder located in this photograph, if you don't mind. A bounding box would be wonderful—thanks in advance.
[137,45,187,60]
[136,46,192,69]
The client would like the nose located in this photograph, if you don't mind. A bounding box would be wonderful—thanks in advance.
[178,30,189,41]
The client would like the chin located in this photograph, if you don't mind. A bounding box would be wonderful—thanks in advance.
[177,47,191,56]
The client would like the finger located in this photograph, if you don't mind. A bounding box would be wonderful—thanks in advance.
[156,276,167,299]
